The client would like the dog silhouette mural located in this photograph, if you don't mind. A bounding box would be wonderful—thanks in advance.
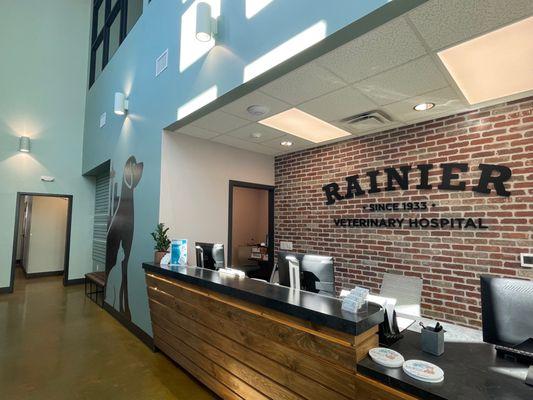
[106,156,143,321]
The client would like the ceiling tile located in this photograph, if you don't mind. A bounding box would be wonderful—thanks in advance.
[261,134,314,153]
[176,125,220,140]
[298,86,377,122]
[226,123,286,143]
[408,0,533,50]
[354,55,449,106]
[211,135,279,155]
[382,86,469,123]
[220,91,291,122]
[260,63,347,105]
[192,111,249,134]
[316,17,427,83]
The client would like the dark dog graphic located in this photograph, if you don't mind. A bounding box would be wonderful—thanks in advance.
[106,156,143,321]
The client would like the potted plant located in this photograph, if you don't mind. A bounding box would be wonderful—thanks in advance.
[151,223,171,264]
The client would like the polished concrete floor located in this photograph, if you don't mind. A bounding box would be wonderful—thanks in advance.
[0,268,215,400]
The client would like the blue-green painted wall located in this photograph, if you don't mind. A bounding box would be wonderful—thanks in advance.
[0,0,93,288]
[82,0,389,335]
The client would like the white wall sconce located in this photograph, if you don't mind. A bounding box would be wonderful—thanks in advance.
[114,92,129,115]
[196,2,218,42]
[19,136,31,153]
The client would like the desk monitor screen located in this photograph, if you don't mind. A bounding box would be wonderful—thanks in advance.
[480,275,533,348]
[277,252,297,287]
[277,252,334,295]
[301,254,334,295]
[196,242,224,270]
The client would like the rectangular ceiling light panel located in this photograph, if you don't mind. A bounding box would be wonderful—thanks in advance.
[258,108,351,143]
[438,16,533,105]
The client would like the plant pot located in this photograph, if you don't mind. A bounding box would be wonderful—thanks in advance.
[154,251,168,264]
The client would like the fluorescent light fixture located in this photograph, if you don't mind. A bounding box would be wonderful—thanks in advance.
[19,136,31,153]
[280,140,293,147]
[114,92,129,115]
[196,2,217,42]
[259,108,351,143]
[438,16,533,105]
[413,102,435,111]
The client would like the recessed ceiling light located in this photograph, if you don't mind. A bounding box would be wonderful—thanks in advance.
[259,108,351,143]
[438,16,533,104]
[413,102,435,111]
[280,141,293,147]
[246,105,270,116]
[250,132,262,139]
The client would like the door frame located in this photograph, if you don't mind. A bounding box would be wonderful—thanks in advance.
[7,192,74,293]
[227,180,275,268]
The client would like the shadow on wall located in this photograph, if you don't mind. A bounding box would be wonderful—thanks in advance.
[106,156,144,321]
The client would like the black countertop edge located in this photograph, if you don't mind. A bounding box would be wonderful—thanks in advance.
[142,263,384,336]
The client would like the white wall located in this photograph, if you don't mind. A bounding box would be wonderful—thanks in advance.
[0,0,93,287]
[160,133,274,265]
[26,196,69,274]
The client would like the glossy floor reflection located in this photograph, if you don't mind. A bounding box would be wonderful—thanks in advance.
[0,268,215,400]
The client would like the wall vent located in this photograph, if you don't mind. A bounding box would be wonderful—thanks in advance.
[337,110,393,133]
[156,49,169,77]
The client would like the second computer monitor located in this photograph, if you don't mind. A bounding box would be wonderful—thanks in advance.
[301,254,334,295]
[196,242,225,270]
[277,252,334,295]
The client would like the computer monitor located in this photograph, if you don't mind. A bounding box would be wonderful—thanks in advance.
[196,242,225,270]
[481,275,533,358]
[277,252,298,287]
[277,252,334,295]
[301,254,334,296]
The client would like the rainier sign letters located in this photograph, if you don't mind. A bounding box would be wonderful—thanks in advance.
[322,163,512,205]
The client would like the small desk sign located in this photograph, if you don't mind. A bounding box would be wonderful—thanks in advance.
[521,254,533,268]
[170,239,188,266]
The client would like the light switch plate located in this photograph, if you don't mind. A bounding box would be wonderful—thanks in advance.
[280,241,293,251]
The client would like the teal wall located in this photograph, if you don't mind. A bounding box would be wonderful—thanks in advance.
[0,0,93,288]
[82,0,390,334]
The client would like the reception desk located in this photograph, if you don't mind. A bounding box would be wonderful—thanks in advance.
[142,263,414,400]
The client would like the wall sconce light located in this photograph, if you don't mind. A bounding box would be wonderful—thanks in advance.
[196,2,218,42]
[114,92,129,115]
[19,136,31,153]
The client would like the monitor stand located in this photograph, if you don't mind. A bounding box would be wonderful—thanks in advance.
[526,366,533,387]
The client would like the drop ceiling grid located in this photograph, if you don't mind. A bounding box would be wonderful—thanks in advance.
[173,0,533,156]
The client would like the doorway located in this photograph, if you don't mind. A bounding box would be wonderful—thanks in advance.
[228,181,275,281]
[9,193,73,292]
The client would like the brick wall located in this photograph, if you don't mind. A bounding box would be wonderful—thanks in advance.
[274,97,533,328]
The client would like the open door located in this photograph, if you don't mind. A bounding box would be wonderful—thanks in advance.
[8,193,73,292]
[228,181,274,281]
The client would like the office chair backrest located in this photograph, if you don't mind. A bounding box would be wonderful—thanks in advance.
[380,273,422,317]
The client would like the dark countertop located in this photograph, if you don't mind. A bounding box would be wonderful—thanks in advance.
[143,262,383,336]
[358,330,532,400]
